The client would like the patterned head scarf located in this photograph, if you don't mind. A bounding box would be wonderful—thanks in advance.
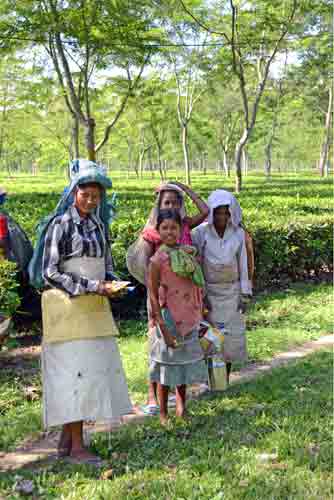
[207,190,242,228]
[28,159,116,289]
[59,159,115,228]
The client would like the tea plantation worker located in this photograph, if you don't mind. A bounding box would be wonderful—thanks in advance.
[0,186,11,347]
[191,190,253,384]
[38,160,132,464]
[126,181,208,415]
[0,184,38,337]
[147,209,207,425]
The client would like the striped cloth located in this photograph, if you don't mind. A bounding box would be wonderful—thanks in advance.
[42,205,113,296]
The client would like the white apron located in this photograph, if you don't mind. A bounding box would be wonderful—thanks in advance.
[42,257,132,428]
[204,257,247,362]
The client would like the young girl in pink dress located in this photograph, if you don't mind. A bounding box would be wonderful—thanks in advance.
[147,209,207,424]
[127,182,208,415]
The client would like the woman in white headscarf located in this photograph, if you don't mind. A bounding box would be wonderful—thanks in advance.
[191,190,253,383]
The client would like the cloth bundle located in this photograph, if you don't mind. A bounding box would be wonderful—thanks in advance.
[159,244,205,288]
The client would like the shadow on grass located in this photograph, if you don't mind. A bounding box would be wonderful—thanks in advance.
[0,350,328,499]
[91,350,332,474]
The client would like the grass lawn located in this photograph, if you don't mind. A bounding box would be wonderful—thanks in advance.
[0,349,332,499]
[0,281,331,450]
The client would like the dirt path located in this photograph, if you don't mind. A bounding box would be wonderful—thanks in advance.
[0,334,332,472]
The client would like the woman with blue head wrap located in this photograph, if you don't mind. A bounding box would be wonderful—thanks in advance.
[39,159,131,464]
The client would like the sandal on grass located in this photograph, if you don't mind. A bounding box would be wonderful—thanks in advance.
[139,404,160,416]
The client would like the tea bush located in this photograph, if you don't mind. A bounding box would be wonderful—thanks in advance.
[0,260,20,317]
[0,172,332,290]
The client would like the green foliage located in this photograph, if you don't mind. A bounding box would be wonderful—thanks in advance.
[1,172,332,288]
[0,259,20,317]
[253,221,332,289]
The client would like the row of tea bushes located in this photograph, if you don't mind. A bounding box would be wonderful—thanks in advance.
[110,219,333,290]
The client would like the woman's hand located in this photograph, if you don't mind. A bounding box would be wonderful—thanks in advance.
[98,281,126,298]
[158,322,176,348]
[163,330,177,348]
[170,181,209,229]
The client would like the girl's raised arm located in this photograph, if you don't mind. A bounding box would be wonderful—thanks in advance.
[171,181,209,229]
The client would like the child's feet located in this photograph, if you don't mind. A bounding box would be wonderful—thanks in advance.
[160,414,170,427]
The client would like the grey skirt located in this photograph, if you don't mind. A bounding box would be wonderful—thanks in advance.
[149,358,207,387]
[42,337,132,428]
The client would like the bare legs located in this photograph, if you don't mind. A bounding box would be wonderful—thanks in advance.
[157,383,187,425]
[147,381,159,406]
[58,421,98,460]
[175,385,187,418]
[157,383,169,425]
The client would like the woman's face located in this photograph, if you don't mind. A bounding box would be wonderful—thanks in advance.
[158,219,181,247]
[75,184,101,217]
[213,205,230,232]
[160,190,181,211]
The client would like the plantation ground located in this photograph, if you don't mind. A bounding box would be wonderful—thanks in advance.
[0,281,332,498]
[0,171,332,498]
[0,348,332,499]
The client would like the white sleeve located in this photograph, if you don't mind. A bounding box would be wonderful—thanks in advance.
[238,231,252,295]
[191,226,204,255]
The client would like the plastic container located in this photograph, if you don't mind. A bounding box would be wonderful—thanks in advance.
[208,356,227,391]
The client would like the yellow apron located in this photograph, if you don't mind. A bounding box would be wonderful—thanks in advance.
[42,257,119,344]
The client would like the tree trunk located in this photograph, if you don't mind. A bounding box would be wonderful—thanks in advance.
[223,149,230,177]
[163,159,168,178]
[202,153,207,175]
[242,149,248,176]
[319,86,333,177]
[234,130,248,193]
[85,118,96,161]
[139,146,149,178]
[264,141,272,179]
[182,125,191,185]
[71,117,80,159]
[147,147,154,178]
[157,148,164,180]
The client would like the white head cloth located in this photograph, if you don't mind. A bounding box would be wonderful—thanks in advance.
[207,190,242,228]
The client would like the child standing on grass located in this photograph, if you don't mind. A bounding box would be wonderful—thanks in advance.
[147,209,207,425]
[127,181,208,415]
